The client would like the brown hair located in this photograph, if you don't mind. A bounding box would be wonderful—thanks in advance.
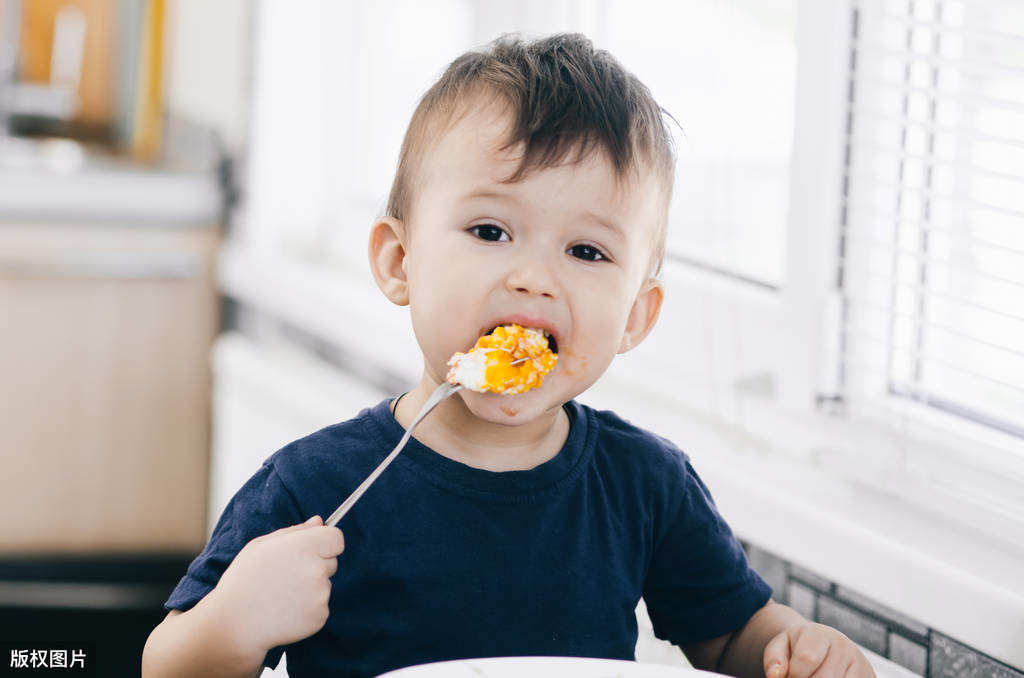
[386,33,676,276]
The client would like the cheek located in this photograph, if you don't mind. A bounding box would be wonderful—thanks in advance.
[557,345,590,379]
[558,295,631,379]
[414,236,481,277]
[406,259,483,357]
[407,252,467,306]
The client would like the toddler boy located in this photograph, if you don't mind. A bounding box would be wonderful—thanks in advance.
[143,34,875,678]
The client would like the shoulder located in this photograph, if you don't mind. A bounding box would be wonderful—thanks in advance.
[261,399,393,511]
[573,403,723,552]
[271,401,386,460]
[574,402,699,509]
[578,402,690,470]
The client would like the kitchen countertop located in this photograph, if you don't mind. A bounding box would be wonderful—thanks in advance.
[0,136,222,224]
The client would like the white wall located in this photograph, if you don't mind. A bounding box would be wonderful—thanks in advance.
[164,0,250,152]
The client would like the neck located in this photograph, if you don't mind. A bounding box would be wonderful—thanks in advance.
[394,376,569,472]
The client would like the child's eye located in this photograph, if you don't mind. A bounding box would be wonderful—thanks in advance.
[568,244,607,262]
[468,224,510,242]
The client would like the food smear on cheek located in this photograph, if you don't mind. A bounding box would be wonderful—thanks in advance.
[557,346,588,378]
[446,324,557,393]
[500,406,520,417]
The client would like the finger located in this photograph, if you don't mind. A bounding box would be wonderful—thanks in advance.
[763,631,790,678]
[791,639,830,678]
[308,526,346,558]
[283,515,322,531]
[808,648,845,678]
[255,515,323,541]
[843,655,876,678]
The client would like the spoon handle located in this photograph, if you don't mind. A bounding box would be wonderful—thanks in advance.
[325,382,462,526]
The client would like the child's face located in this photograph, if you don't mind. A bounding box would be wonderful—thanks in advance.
[380,100,664,425]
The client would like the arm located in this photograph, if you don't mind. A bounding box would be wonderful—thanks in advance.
[142,608,264,678]
[142,516,345,678]
[682,600,876,678]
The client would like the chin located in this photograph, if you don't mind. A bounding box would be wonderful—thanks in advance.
[458,389,560,425]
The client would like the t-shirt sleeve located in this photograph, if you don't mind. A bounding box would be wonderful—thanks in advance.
[164,461,304,670]
[642,457,772,646]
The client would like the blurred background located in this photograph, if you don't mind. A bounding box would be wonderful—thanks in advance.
[0,0,1021,676]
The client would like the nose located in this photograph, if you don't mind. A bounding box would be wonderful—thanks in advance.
[505,256,559,299]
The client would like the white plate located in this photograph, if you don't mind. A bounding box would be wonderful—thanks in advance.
[377,656,725,677]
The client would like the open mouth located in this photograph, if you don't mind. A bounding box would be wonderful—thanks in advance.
[487,325,558,354]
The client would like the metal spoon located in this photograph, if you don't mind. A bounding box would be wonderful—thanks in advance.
[325,356,531,526]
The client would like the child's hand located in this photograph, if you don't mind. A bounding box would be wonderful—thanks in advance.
[207,515,345,655]
[763,622,876,677]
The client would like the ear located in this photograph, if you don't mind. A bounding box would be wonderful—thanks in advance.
[368,217,410,306]
[618,277,664,353]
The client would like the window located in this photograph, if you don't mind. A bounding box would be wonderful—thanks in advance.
[241,0,797,287]
[241,0,474,268]
[605,0,797,287]
[839,0,1024,443]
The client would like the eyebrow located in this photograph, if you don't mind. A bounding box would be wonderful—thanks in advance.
[462,188,522,204]
[580,210,625,238]
[461,187,625,237]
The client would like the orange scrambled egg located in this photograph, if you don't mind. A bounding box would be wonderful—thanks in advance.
[446,324,558,394]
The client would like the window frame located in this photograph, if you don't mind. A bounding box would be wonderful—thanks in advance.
[622,0,1024,541]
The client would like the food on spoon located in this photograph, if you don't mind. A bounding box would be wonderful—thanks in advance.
[446,324,557,394]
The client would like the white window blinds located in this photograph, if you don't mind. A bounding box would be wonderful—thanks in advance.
[839,0,1024,439]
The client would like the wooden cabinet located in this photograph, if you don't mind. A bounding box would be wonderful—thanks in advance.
[0,222,219,554]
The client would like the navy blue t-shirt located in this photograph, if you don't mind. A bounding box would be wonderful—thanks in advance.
[165,399,770,677]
